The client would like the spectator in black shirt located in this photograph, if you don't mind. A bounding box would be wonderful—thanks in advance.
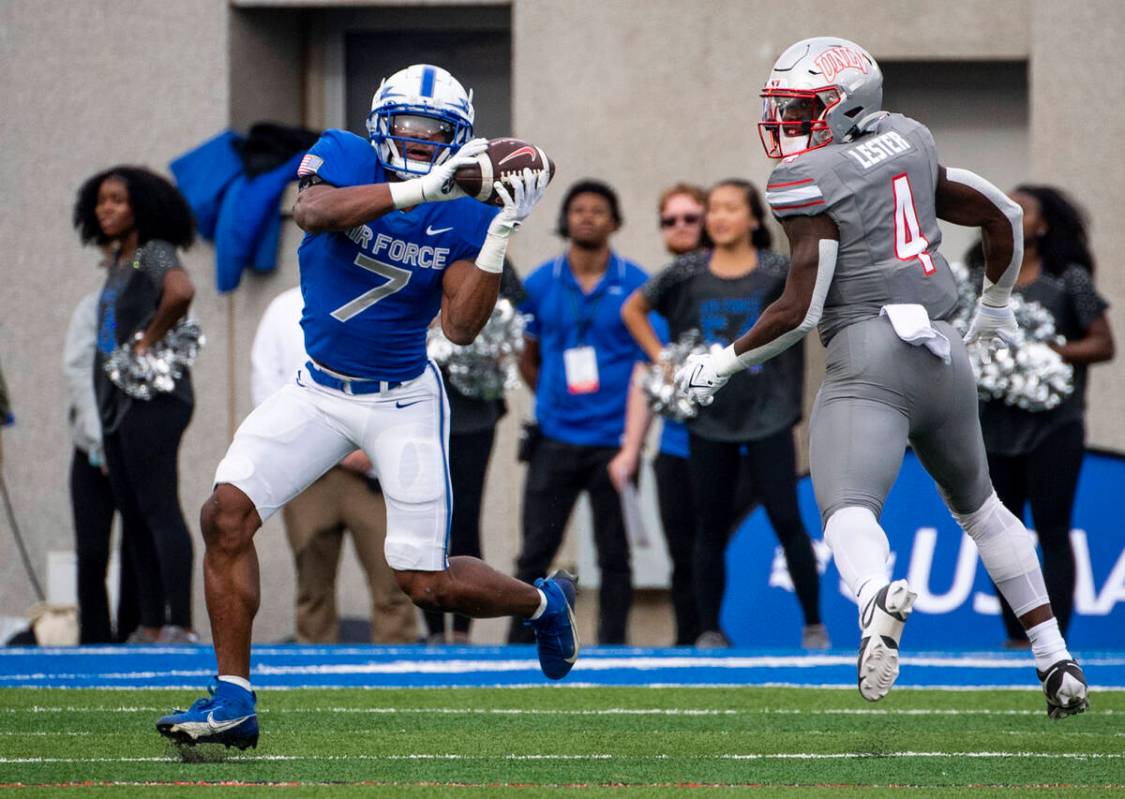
[621,179,826,648]
[967,185,1114,643]
[74,166,198,643]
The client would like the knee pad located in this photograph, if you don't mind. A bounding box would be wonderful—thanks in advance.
[952,492,1039,583]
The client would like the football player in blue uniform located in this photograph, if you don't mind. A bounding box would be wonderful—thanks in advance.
[157,65,575,749]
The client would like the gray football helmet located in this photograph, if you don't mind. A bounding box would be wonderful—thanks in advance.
[759,37,883,159]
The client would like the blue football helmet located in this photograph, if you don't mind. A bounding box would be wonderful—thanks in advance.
[366,64,475,178]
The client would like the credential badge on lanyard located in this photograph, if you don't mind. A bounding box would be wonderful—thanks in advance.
[564,345,599,394]
[559,252,609,395]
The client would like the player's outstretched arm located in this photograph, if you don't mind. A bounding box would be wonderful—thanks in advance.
[440,168,549,344]
[293,139,490,233]
[675,214,838,404]
[936,166,1023,344]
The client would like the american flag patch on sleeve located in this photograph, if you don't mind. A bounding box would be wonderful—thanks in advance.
[297,153,323,177]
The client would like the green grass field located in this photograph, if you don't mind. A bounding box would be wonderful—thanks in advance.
[0,686,1121,797]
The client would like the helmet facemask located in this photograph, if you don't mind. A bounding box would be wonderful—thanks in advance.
[367,106,471,179]
[759,87,842,159]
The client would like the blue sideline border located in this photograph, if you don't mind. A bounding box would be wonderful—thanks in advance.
[1,645,1123,689]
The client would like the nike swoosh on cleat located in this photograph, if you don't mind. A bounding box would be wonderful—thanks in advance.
[564,604,579,664]
[207,711,252,732]
[426,225,453,235]
[860,599,875,628]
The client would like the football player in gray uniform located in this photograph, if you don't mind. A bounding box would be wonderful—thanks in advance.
[676,37,1087,718]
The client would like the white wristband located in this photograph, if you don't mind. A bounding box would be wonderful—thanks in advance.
[980,276,1011,308]
[713,344,744,377]
[474,230,509,274]
[388,179,425,209]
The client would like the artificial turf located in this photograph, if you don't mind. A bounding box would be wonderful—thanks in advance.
[0,686,1121,796]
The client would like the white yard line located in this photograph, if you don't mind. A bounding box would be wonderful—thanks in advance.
[0,751,1121,765]
[0,705,1120,716]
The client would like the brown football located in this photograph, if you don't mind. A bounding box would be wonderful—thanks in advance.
[454,137,556,206]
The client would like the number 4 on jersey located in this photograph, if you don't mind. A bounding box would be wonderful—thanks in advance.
[891,173,936,276]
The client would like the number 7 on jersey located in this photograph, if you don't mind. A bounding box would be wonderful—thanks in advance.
[891,173,936,276]
[330,254,413,322]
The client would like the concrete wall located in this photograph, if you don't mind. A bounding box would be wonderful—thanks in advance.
[1028,0,1125,449]
[0,0,234,628]
[1,0,1122,645]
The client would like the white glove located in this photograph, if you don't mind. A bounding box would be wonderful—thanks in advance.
[389,138,489,208]
[476,168,550,274]
[964,300,1021,346]
[490,167,550,237]
[675,351,729,407]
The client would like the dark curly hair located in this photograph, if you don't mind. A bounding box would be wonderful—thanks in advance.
[73,165,195,249]
[1013,184,1094,276]
[556,179,623,238]
[700,178,773,250]
[964,184,1093,277]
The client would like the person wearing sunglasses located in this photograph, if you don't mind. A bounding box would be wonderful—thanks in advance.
[612,183,713,645]
[658,183,706,257]
[620,179,827,650]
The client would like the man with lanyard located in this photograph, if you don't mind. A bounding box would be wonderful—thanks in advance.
[512,180,648,645]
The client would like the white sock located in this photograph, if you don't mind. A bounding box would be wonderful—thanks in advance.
[528,588,549,620]
[218,675,253,693]
[824,507,891,625]
[1026,618,1071,672]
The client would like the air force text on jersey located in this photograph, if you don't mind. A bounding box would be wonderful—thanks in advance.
[346,225,452,271]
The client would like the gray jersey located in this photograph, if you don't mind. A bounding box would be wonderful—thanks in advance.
[765,113,959,345]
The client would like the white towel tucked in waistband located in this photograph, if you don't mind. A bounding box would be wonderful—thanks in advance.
[880,304,951,363]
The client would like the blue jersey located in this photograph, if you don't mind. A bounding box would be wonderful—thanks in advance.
[296,130,497,381]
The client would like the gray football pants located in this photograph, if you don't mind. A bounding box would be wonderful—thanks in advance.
[810,315,993,525]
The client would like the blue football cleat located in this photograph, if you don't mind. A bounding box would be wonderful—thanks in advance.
[530,569,580,680]
[156,677,259,749]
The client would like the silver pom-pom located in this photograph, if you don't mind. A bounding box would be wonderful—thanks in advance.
[104,318,205,400]
[639,330,709,421]
[949,262,1073,412]
[427,299,526,400]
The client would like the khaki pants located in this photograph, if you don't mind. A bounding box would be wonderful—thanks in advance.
[281,467,417,643]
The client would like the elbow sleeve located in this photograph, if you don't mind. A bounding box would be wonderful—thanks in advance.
[727,239,838,372]
[945,167,1023,305]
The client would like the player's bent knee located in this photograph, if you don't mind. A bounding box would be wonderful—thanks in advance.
[952,492,1038,581]
[200,484,260,555]
[823,506,880,548]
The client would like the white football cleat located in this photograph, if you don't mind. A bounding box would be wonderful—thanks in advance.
[1038,659,1089,719]
[856,579,916,702]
